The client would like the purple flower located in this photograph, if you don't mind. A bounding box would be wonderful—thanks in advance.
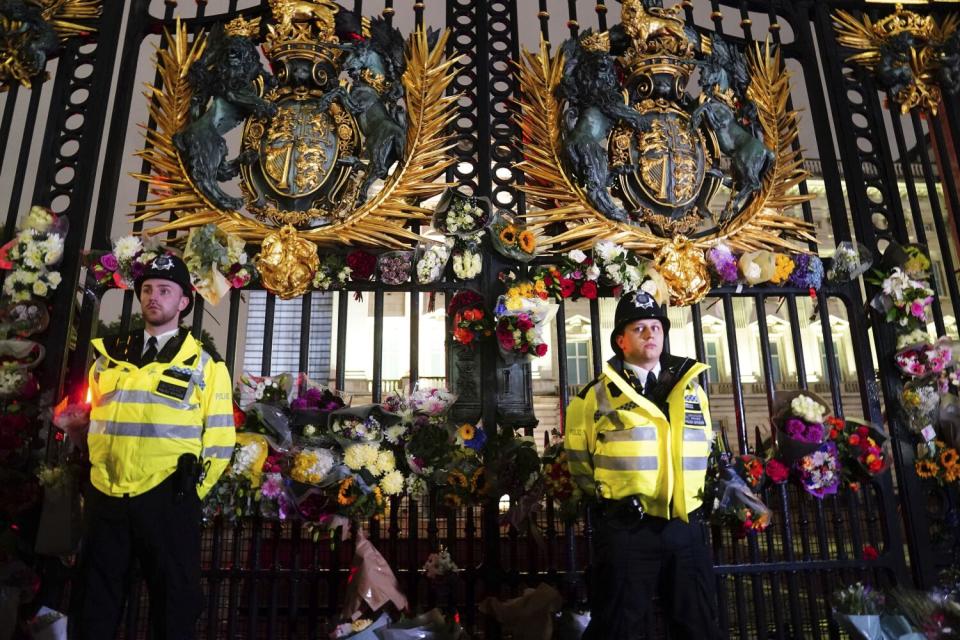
[708,247,740,284]
[785,418,806,438]
[805,423,824,443]
[290,397,309,411]
[788,254,825,290]
[100,253,119,271]
[130,260,146,280]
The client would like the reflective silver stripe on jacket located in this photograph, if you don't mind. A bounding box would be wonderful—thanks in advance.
[89,420,202,439]
[202,446,235,459]
[682,458,709,471]
[204,413,236,428]
[594,454,658,471]
[682,427,708,441]
[599,426,657,442]
[98,389,199,411]
[593,382,626,430]
[566,450,592,464]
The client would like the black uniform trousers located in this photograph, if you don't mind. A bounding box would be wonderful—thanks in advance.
[583,503,722,640]
[72,473,202,640]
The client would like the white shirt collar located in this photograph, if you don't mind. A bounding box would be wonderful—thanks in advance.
[623,361,661,388]
[143,327,180,355]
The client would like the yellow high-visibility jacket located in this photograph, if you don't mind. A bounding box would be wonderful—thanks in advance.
[88,330,236,499]
[564,356,712,521]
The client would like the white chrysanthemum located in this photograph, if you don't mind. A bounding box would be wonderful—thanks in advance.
[113,235,143,262]
[344,443,379,471]
[42,235,64,266]
[405,474,428,500]
[384,424,407,445]
[231,441,265,475]
[380,469,404,495]
[374,449,396,475]
[586,264,601,281]
[46,271,61,288]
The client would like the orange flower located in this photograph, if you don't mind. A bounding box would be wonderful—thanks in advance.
[448,470,468,489]
[518,230,536,253]
[499,225,517,245]
[453,327,474,344]
[945,464,960,483]
[337,477,358,505]
[940,448,959,469]
[916,459,939,479]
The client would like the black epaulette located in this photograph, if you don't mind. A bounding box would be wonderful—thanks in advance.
[577,377,602,400]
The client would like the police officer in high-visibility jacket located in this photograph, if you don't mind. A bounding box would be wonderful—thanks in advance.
[565,291,720,639]
[74,254,236,640]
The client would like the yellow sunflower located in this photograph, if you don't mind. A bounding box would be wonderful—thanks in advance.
[499,225,517,245]
[916,459,940,479]
[458,423,476,441]
[444,493,463,508]
[471,466,487,493]
[940,448,959,469]
[518,229,536,254]
[448,470,468,488]
[945,464,960,484]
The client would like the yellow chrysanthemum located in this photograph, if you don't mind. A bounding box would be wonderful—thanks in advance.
[770,254,795,285]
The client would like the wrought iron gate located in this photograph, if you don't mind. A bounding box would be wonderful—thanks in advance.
[3,0,960,637]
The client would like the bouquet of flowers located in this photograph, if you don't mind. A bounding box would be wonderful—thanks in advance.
[707,245,741,285]
[900,379,942,434]
[831,582,885,640]
[493,282,554,361]
[915,439,960,486]
[422,546,459,580]
[346,250,377,282]
[541,433,582,521]
[451,232,483,280]
[828,417,889,490]
[738,250,777,286]
[415,240,452,284]
[768,253,796,286]
[787,253,825,291]
[448,289,491,351]
[488,211,539,263]
[86,234,161,289]
[432,188,490,237]
[532,248,601,301]
[290,376,346,440]
[0,205,66,302]
[182,223,255,304]
[378,251,413,286]
[704,446,772,536]
[734,454,766,490]
[772,390,831,463]
[0,299,49,338]
[827,241,873,284]
[869,267,935,331]
[796,442,842,499]
[895,339,954,378]
[593,240,667,301]
[312,254,352,291]
[203,433,275,522]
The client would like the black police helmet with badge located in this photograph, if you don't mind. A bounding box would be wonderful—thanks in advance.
[134,253,194,319]
[610,290,670,356]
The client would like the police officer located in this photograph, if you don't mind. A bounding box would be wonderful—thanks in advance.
[74,254,236,640]
[564,291,720,639]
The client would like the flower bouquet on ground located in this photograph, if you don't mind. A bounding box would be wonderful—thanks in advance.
[488,211,539,263]
[532,248,600,302]
[432,188,490,237]
[415,240,452,284]
[827,241,873,284]
[796,442,842,499]
[831,582,885,640]
[828,417,890,490]
[375,609,468,640]
[28,606,68,640]
[378,251,414,286]
[479,583,563,640]
[183,223,255,304]
[448,289,491,351]
[333,530,409,638]
[203,433,274,522]
[422,546,460,613]
[772,390,831,463]
[493,281,555,362]
[484,428,543,530]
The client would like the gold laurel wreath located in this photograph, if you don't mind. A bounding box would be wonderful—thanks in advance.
[515,38,815,255]
[38,0,101,38]
[132,20,458,248]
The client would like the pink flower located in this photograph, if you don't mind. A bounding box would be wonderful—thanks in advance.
[99,253,119,271]
[497,329,515,350]
[910,300,927,319]
[534,343,548,357]
[516,314,534,331]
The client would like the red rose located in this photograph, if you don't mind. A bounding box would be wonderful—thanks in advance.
[862,544,879,561]
[580,281,598,299]
[516,314,534,331]
[765,458,789,483]
[346,250,376,281]
[233,402,246,430]
[544,275,554,286]
[559,278,576,298]
[534,343,548,357]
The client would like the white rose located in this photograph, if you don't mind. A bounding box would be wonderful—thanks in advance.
[586,264,601,281]
[745,263,761,282]
[568,249,587,264]
[46,271,62,288]
[32,281,48,297]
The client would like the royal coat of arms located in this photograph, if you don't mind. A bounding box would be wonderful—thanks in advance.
[516,0,815,305]
[133,0,458,298]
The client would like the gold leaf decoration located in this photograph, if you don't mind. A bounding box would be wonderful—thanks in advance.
[132,22,458,250]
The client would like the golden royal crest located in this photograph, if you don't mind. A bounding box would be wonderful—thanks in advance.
[515,0,815,305]
[131,2,459,298]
